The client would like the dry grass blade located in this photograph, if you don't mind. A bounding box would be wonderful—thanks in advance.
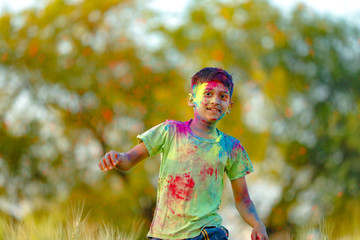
[117,219,144,240]
[97,218,144,240]
[0,218,28,240]
[318,219,333,240]
[293,219,335,240]
[68,202,91,240]
[98,220,120,240]
[0,202,145,240]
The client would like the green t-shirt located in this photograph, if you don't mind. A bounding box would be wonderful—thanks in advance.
[137,119,254,239]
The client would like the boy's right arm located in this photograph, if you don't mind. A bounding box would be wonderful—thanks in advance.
[98,142,149,172]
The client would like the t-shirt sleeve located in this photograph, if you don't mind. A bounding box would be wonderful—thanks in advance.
[225,141,254,180]
[136,121,170,157]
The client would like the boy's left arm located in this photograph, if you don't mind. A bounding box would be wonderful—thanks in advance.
[231,177,269,240]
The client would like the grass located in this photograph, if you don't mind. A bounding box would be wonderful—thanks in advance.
[292,201,360,240]
[1,200,360,240]
[269,200,360,240]
[0,202,144,240]
[293,219,334,240]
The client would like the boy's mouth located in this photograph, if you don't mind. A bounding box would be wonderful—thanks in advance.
[207,107,221,113]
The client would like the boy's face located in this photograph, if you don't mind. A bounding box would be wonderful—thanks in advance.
[188,81,233,123]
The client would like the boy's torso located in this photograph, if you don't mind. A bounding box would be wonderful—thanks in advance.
[137,119,253,239]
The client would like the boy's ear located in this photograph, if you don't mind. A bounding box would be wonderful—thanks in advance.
[187,93,195,107]
[226,101,234,114]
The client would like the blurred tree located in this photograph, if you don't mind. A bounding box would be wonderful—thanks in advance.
[0,0,186,224]
[1,0,360,238]
[146,0,360,236]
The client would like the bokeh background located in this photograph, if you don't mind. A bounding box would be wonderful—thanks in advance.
[0,0,360,239]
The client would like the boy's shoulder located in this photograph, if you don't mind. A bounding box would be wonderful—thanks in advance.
[164,119,185,126]
[163,119,189,130]
[151,119,189,136]
[218,130,245,152]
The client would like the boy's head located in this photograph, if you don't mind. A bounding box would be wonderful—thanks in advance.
[188,67,234,123]
[191,67,234,98]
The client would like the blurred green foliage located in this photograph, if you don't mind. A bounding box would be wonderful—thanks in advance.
[0,0,359,238]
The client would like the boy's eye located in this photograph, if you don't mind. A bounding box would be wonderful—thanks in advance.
[220,94,228,99]
[205,92,212,96]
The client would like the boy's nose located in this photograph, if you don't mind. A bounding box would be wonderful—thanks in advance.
[210,96,221,105]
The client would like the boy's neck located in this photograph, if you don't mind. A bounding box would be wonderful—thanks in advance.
[190,118,218,139]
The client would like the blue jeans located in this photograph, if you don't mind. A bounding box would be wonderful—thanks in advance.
[149,226,229,240]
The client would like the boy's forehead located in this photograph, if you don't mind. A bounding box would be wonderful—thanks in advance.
[204,81,228,89]
[193,81,229,92]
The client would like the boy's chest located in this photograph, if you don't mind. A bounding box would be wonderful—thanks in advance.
[162,137,229,178]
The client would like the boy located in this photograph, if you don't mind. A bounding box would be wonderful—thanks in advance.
[98,67,269,240]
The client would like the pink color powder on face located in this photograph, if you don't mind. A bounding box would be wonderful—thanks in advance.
[204,81,222,89]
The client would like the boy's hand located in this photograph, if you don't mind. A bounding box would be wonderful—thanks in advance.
[251,223,269,240]
[98,150,120,172]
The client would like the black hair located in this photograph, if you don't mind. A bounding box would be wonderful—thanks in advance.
[191,67,234,97]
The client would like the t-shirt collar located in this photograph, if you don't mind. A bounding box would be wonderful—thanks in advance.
[187,119,222,143]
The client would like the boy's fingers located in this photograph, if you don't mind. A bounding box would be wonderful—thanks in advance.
[259,235,267,240]
[103,156,111,171]
[114,152,119,164]
[110,151,120,166]
[99,161,106,172]
[103,154,109,169]
[99,151,120,172]
[256,234,267,240]
[109,152,116,166]
[105,154,113,170]
[102,159,108,171]
[251,232,257,240]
